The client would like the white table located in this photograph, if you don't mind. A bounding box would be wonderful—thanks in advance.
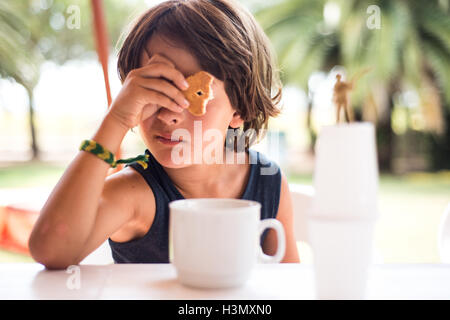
[1,263,450,300]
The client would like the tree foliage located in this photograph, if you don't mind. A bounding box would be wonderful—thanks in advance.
[255,0,450,133]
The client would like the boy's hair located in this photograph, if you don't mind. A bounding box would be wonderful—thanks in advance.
[117,0,282,151]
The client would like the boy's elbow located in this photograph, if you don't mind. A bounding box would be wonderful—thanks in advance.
[28,232,77,270]
[30,248,76,270]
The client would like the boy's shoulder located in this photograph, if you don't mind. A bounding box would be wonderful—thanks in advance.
[105,166,157,243]
[106,165,143,185]
[104,165,154,201]
[104,165,156,227]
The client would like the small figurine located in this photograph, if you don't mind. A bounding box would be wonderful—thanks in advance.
[332,68,371,123]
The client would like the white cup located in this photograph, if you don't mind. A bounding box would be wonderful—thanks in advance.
[309,122,379,299]
[311,122,379,220]
[169,198,286,288]
[307,218,375,299]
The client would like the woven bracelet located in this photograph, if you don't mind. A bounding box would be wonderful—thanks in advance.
[79,139,150,169]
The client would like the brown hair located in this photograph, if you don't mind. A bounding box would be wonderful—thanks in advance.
[117,0,282,151]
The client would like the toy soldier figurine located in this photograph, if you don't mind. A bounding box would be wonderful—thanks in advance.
[333,74,354,123]
[333,68,371,123]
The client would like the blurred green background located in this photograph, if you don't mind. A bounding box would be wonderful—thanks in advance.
[0,0,449,263]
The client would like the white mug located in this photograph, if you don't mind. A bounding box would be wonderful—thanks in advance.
[169,198,286,288]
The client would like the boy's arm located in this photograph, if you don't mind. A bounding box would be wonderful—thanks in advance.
[29,54,188,269]
[262,173,300,263]
[74,167,155,264]
[28,112,133,269]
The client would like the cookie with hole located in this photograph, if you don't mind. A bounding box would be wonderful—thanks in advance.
[182,71,214,116]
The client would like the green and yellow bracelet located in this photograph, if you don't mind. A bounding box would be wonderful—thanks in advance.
[79,139,149,169]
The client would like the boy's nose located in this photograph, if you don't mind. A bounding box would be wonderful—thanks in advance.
[156,106,184,125]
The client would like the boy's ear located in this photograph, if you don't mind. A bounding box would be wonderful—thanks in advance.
[229,111,244,129]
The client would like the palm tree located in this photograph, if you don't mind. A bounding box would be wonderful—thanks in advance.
[254,0,450,171]
[0,0,41,159]
[0,0,143,160]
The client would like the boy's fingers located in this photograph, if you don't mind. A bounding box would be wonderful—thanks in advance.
[147,90,184,113]
[140,104,158,122]
[136,77,189,108]
[145,53,188,90]
[138,62,189,91]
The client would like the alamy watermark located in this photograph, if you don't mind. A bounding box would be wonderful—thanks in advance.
[66,5,81,30]
[165,121,280,176]
[66,265,81,290]
[366,5,381,30]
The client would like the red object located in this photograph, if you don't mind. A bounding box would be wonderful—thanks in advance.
[91,0,112,107]
[0,206,39,255]
[91,0,123,171]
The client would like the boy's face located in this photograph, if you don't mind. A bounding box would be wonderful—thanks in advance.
[138,33,243,168]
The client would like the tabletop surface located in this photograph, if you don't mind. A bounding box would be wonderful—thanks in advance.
[1,263,450,300]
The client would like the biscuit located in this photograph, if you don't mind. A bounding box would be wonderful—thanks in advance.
[182,71,214,116]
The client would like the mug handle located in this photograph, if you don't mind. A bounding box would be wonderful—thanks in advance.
[257,219,286,263]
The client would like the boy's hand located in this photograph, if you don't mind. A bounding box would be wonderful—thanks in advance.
[108,54,190,130]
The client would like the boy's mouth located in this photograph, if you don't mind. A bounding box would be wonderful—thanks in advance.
[155,133,184,145]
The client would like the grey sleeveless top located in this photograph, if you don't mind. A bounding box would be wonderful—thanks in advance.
[108,148,282,263]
